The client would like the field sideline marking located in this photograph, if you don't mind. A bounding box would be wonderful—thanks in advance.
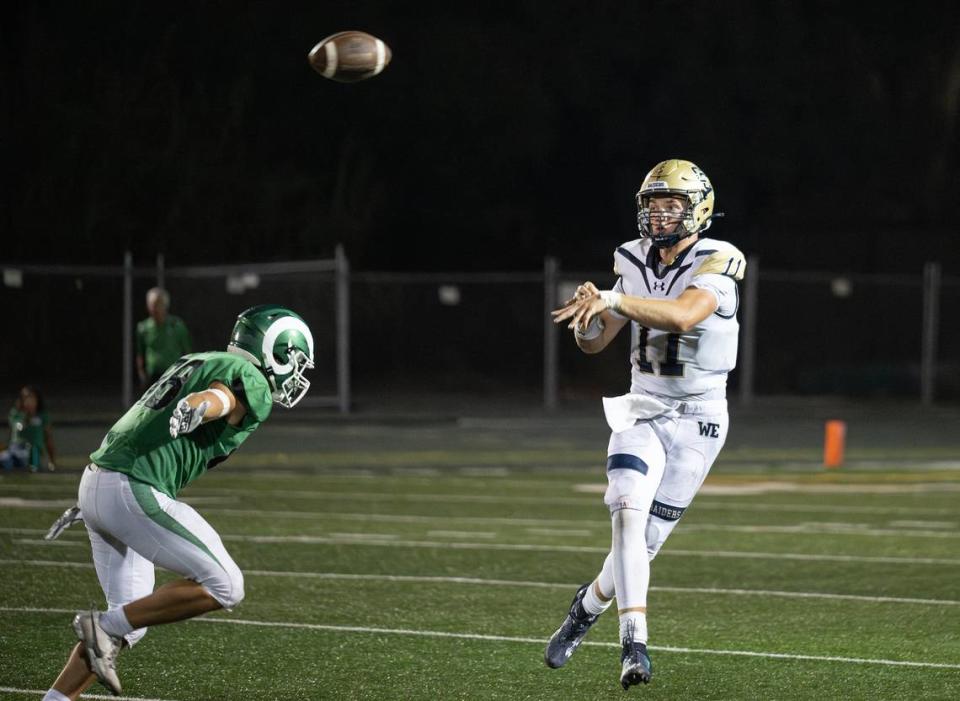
[6,515,960,540]
[225,533,960,564]
[9,482,946,505]
[0,686,177,701]
[199,504,960,522]
[678,523,960,539]
[6,528,960,565]
[1,607,957,671]
[3,559,959,607]
[166,485,960,502]
[4,484,959,516]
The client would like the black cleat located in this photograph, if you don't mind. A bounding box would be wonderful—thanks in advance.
[544,583,599,668]
[620,637,652,690]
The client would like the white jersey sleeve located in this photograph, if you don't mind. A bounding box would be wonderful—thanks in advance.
[689,273,737,318]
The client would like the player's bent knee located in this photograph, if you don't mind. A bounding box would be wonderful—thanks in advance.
[604,468,651,512]
[203,566,245,610]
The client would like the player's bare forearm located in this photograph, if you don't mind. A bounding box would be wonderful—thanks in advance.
[170,382,246,438]
[555,287,717,335]
[190,382,237,422]
[614,296,697,333]
[183,382,244,423]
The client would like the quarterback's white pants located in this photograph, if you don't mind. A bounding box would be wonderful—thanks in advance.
[77,465,244,646]
[597,405,728,608]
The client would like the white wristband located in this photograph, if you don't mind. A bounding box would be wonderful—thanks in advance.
[599,290,623,312]
[575,315,605,340]
[207,388,232,418]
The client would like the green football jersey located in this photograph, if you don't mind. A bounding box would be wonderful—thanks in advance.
[91,351,273,497]
[137,315,192,379]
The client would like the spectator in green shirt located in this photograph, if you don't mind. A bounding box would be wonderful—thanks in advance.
[1,385,57,471]
[136,287,192,388]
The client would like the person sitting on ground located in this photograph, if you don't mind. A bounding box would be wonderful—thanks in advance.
[1,385,56,471]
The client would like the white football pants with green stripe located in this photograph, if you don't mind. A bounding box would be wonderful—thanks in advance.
[78,464,244,646]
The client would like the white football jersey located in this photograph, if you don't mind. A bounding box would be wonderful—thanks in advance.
[610,236,745,400]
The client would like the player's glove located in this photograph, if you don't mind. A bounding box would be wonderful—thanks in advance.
[45,504,83,541]
[169,398,209,438]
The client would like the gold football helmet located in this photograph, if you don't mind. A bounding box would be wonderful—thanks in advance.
[636,159,715,248]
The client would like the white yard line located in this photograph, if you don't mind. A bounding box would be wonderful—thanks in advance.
[208,509,603,528]
[201,488,599,504]
[887,520,957,529]
[3,559,958,606]
[12,538,86,547]
[525,527,593,537]
[6,527,960,565]
[694,482,960,495]
[679,524,960,539]
[223,534,960,564]
[688,501,959,516]
[190,484,960,502]
[0,686,178,701]
[1,607,957,670]
[426,530,498,538]
[4,484,959,516]
[7,514,960,541]
[325,532,400,540]
[0,497,76,508]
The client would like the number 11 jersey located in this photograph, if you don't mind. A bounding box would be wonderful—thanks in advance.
[610,237,746,401]
[90,352,273,497]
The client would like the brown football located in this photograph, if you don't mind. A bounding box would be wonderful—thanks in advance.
[308,31,391,83]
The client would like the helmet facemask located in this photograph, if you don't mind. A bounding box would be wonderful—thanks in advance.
[637,194,699,249]
[269,345,315,408]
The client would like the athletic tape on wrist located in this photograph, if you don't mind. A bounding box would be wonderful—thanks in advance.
[207,388,231,418]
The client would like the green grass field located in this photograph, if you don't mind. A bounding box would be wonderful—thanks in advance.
[1,419,959,700]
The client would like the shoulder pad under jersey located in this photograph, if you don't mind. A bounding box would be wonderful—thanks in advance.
[693,243,746,281]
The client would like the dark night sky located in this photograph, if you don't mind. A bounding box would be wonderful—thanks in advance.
[4,1,959,273]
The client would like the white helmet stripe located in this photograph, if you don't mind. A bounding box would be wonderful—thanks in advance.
[261,316,314,375]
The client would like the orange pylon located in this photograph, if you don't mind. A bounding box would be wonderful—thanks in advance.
[824,420,846,468]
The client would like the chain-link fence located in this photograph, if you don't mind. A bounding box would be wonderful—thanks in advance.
[1,253,956,411]
[0,254,346,411]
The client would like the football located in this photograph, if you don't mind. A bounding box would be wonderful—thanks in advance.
[308,31,391,83]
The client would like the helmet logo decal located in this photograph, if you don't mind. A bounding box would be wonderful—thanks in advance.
[261,317,315,375]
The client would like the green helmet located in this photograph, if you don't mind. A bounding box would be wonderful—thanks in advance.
[227,305,315,408]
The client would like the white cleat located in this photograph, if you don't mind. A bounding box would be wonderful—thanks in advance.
[73,610,123,696]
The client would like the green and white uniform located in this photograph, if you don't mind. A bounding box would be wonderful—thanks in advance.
[92,352,272,497]
[136,315,192,383]
[79,352,271,646]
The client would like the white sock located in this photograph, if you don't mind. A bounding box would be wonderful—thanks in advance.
[619,611,648,645]
[43,690,71,701]
[611,507,650,643]
[582,553,615,616]
[99,607,134,639]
